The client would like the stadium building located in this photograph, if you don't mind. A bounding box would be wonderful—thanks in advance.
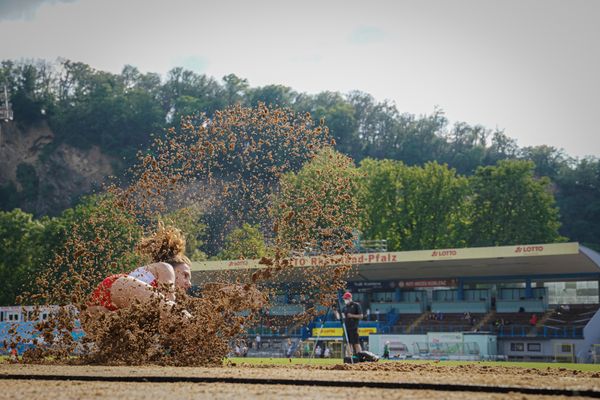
[190,242,600,363]
[2,242,599,363]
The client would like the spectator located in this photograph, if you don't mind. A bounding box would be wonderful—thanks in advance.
[315,345,322,358]
[529,314,538,326]
[464,312,471,321]
[303,342,310,357]
[9,345,18,363]
[255,334,261,350]
[383,341,390,359]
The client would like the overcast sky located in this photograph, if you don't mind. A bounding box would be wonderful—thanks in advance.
[1,0,598,158]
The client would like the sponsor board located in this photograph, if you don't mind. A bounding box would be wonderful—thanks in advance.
[191,242,580,272]
[398,279,458,288]
[312,327,377,337]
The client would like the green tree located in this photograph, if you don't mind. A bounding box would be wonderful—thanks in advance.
[358,159,469,251]
[519,145,569,180]
[217,223,268,260]
[246,84,296,107]
[29,194,144,304]
[555,157,600,251]
[163,206,207,261]
[272,148,360,254]
[469,160,564,246]
[0,209,46,305]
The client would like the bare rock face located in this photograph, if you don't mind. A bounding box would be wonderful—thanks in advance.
[0,120,115,215]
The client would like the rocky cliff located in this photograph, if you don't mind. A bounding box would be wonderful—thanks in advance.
[0,121,115,216]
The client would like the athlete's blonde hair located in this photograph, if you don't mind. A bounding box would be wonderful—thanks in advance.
[139,223,191,266]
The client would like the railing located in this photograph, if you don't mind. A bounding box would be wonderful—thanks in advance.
[488,324,584,338]
[356,239,388,253]
[246,325,304,337]
[410,324,476,334]
[298,239,388,256]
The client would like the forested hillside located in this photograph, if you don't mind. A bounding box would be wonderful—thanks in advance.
[0,59,598,251]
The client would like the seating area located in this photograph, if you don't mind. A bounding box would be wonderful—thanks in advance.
[391,313,422,333]
[415,312,484,333]
[542,304,600,335]
[251,315,303,336]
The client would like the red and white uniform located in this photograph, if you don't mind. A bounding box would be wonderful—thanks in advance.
[90,267,159,311]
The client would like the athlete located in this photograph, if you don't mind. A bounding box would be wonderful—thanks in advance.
[86,224,192,318]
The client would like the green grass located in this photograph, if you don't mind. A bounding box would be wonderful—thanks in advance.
[227,357,600,371]
[228,357,340,366]
[4,354,599,372]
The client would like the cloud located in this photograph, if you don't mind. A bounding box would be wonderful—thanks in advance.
[349,26,386,44]
[0,0,76,21]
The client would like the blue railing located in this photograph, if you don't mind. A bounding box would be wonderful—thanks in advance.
[488,324,584,338]
[410,324,475,334]
[246,325,304,337]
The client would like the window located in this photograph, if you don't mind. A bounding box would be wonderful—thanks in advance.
[527,343,541,352]
[561,344,572,353]
[510,343,524,352]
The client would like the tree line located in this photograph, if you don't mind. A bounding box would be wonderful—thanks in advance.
[0,59,598,254]
[0,151,565,305]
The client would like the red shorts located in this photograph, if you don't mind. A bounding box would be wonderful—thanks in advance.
[90,274,127,311]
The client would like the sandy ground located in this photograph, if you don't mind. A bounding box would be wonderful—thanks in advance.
[2,362,599,391]
[0,379,592,400]
[1,362,599,399]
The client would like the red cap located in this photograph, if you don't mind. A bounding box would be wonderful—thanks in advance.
[342,292,352,300]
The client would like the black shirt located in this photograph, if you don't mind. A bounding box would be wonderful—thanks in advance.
[342,301,362,330]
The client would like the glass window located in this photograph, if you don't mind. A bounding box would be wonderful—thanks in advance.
[510,343,524,352]
[527,343,541,352]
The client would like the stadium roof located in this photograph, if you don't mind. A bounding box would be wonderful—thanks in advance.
[190,242,600,284]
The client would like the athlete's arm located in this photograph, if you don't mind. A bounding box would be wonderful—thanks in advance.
[148,262,176,301]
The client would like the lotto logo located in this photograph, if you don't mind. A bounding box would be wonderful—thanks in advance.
[515,246,544,253]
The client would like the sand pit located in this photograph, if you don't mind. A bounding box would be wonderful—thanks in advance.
[0,379,590,400]
[1,362,599,399]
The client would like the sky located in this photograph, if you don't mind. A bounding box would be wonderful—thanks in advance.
[0,0,598,158]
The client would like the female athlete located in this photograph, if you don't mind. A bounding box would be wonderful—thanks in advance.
[87,224,192,317]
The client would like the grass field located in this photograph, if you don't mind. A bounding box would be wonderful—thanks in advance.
[228,357,600,371]
[5,354,599,372]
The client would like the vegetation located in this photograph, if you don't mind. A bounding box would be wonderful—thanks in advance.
[0,59,598,304]
[1,60,596,252]
[216,223,268,260]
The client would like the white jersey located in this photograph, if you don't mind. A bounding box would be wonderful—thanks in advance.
[128,266,157,286]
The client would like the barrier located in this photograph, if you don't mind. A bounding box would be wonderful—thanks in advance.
[554,343,576,363]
